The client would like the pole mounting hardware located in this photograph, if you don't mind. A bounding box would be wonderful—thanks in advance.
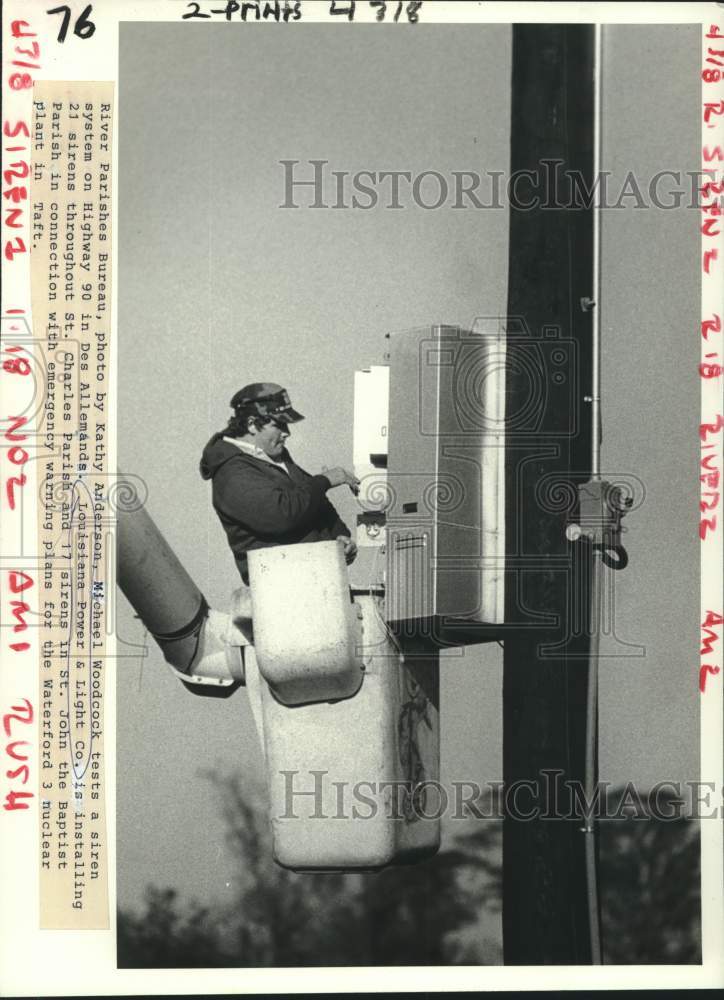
[565,479,633,569]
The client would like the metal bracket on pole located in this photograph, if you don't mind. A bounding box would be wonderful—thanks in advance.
[565,479,633,569]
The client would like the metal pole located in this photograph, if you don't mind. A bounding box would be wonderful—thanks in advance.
[582,23,605,964]
[591,23,603,479]
[584,550,603,965]
[503,23,597,965]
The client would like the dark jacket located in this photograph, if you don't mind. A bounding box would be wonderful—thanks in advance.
[200,433,350,584]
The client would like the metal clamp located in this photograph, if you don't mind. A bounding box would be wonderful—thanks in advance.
[565,479,633,570]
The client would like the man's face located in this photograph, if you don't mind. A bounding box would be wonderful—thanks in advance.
[253,417,290,460]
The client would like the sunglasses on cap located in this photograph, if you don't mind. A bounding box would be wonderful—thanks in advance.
[237,388,304,423]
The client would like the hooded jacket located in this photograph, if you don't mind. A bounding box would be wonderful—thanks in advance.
[200,432,351,584]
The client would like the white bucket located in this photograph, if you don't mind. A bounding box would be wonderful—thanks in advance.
[248,540,364,705]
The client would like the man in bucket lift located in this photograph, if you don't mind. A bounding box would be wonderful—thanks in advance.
[200,382,359,585]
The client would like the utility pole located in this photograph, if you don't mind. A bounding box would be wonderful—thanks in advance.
[503,23,598,964]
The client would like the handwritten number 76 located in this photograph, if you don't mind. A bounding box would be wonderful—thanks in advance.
[47,4,96,42]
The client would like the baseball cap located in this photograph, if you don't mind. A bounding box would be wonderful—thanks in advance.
[230,383,305,423]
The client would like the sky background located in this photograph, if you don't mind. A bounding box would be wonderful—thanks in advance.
[116,23,700,917]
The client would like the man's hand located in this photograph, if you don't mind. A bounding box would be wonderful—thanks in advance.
[323,466,361,496]
[338,535,358,564]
